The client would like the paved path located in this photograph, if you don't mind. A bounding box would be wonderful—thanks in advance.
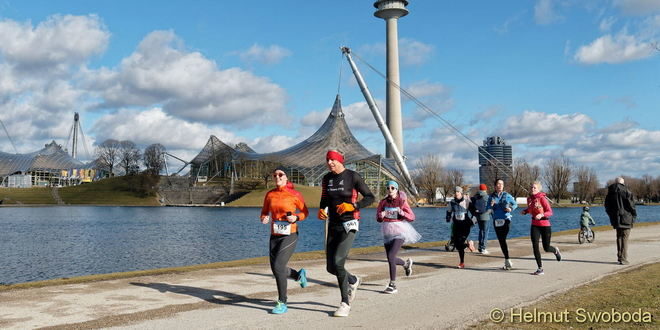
[1,224,659,329]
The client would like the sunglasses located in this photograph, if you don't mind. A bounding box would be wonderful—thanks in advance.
[387,186,397,190]
[273,173,286,178]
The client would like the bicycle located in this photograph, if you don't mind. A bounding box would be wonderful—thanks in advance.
[578,227,595,244]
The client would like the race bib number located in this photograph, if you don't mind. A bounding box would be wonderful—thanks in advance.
[384,207,399,219]
[494,219,506,227]
[454,212,466,221]
[272,221,291,235]
[343,219,360,233]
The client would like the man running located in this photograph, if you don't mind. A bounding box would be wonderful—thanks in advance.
[318,149,375,317]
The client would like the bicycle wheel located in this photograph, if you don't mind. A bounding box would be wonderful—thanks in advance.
[586,230,595,243]
[578,230,585,244]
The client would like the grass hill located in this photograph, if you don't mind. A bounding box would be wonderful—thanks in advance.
[0,187,56,204]
[58,175,160,205]
[0,175,160,206]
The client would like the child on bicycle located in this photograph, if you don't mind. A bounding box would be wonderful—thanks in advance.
[580,206,596,230]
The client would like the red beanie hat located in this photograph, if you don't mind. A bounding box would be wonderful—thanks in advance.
[479,184,487,191]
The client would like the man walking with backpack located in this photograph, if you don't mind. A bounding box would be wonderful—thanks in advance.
[470,184,491,254]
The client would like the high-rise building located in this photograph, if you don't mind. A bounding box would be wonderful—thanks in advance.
[478,136,513,185]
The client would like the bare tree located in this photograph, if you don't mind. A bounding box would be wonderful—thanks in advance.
[412,154,444,203]
[542,156,572,202]
[574,165,599,203]
[439,169,465,201]
[119,140,142,175]
[510,158,541,198]
[143,143,166,175]
[95,139,122,176]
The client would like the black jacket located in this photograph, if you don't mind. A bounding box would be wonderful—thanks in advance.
[604,183,637,229]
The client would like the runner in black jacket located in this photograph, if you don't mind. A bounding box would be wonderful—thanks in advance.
[319,149,374,317]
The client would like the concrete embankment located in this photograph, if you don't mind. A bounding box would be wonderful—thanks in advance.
[1,224,659,329]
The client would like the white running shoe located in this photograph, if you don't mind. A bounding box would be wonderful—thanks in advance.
[502,259,513,270]
[480,249,490,255]
[348,276,361,303]
[334,302,351,317]
[383,283,398,294]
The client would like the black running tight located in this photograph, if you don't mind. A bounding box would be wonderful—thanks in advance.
[494,221,510,259]
[326,226,358,304]
[530,225,557,268]
[270,233,300,303]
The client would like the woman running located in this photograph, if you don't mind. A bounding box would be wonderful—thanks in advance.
[446,186,473,269]
[521,181,561,275]
[318,149,375,317]
[487,179,517,270]
[260,166,309,314]
[376,180,420,293]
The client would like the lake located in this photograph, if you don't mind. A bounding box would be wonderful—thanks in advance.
[0,205,657,285]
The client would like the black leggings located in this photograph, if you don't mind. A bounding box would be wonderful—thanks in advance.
[384,239,405,281]
[270,233,300,303]
[452,221,472,263]
[530,225,557,268]
[326,226,358,304]
[494,220,510,259]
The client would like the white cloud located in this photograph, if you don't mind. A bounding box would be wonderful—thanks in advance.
[399,38,434,66]
[357,38,434,66]
[599,16,617,31]
[501,111,595,145]
[574,33,655,64]
[469,106,501,126]
[250,135,300,153]
[238,44,292,65]
[614,0,660,16]
[0,14,109,75]
[91,107,239,150]
[86,31,288,126]
[534,0,564,25]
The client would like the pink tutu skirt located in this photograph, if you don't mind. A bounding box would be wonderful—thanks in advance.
[381,221,421,244]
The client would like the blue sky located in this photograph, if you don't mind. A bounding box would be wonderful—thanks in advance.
[0,0,659,184]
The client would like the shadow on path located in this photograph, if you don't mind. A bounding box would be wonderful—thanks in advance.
[130,282,332,314]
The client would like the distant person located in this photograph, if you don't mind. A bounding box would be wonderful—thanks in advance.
[469,184,491,254]
[376,180,420,294]
[318,149,375,317]
[260,166,310,314]
[446,186,474,269]
[604,177,637,265]
[521,181,561,275]
[487,179,517,270]
[580,206,596,231]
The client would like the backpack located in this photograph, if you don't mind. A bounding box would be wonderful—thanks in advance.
[473,195,488,215]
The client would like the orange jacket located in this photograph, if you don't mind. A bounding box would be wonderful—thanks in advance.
[261,185,309,235]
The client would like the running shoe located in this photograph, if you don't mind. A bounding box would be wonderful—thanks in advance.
[298,268,308,288]
[457,263,465,269]
[502,259,513,270]
[404,258,413,277]
[348,276,361,303]
[554,247,562,261]
[480,249,490,255]
[383,283,398,294]
[531,268,544,275]
[467,240,476,252]
[334,302,351,317]
[271,301,288,314]
[619,260,629,265]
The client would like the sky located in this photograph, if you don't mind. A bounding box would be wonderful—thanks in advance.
[0,0,659,185]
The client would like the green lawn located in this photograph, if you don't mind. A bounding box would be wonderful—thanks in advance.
[0,187,55,204]
[58,175,160,205]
